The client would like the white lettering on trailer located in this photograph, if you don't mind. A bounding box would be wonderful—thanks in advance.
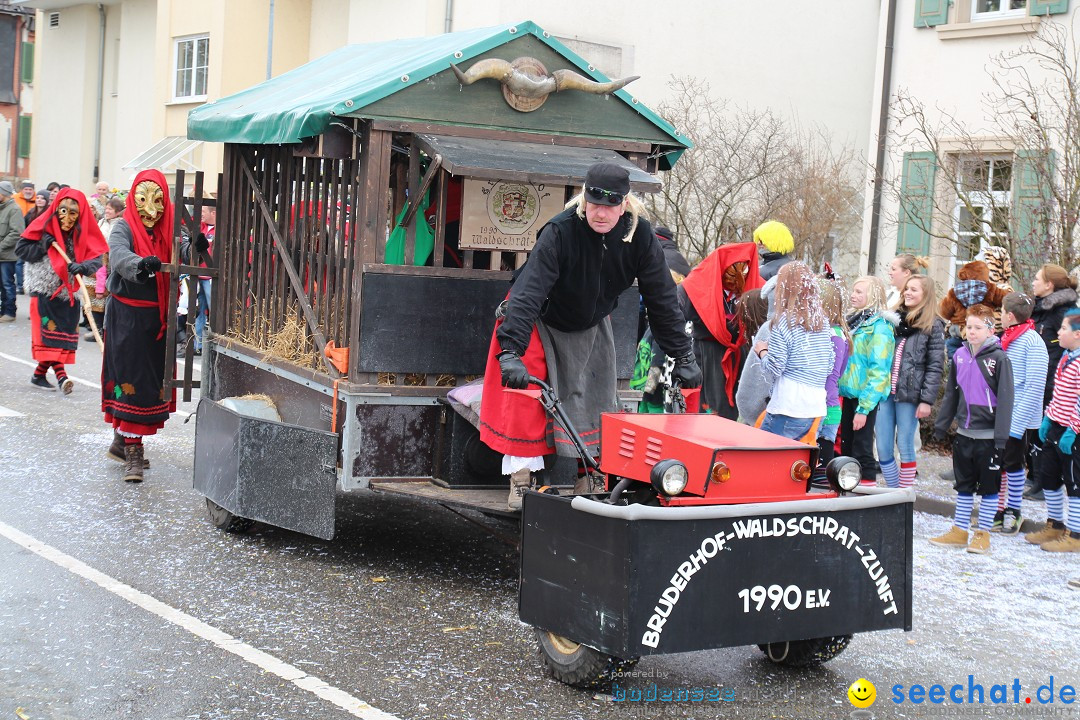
[641,514,900,649]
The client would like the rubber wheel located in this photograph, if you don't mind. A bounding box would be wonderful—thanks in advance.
[205,498,254,534]
[535,629,639,688]
[757,635,852,667]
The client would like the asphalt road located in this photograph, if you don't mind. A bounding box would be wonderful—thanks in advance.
[2,313,1080,720]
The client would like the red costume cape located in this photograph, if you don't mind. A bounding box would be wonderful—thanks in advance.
[21,188,109,304]
[122,169,175,336]
[679,242,764,405]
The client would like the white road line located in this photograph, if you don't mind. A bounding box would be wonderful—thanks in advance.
[0,405,25,417]
[0,351,102,389]
[0,351,194,419]
[0,519,402,720]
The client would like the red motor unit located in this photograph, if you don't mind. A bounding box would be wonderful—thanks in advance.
[599,413,831,505]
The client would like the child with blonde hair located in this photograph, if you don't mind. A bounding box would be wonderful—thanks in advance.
[752,262,834,440]
[876,275,945,489]
[839,275,896,484]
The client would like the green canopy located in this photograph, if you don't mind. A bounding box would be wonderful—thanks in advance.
[187,20,690,163]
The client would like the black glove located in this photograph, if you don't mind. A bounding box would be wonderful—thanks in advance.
[497,351,530,390]
[193,233,210,253]
[67,262,91,277]
[137,255,162,274]
[673,352,703,389]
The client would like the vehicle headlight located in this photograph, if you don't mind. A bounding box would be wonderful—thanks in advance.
[826,456,862,493]
[651,459,689,496]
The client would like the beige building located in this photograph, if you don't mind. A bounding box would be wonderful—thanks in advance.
[866,0,1077,286]
[17,0,880,222]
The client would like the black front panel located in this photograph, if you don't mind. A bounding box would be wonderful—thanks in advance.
[520,493,913,658]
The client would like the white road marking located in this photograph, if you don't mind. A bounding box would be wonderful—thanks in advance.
[0,520,402,720]
[0,351,194,419]
[0,405,25,417]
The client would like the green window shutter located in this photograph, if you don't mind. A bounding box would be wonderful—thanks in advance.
[897,151,937,256]
[17,115,31,158]
[915,0,951,27]
[20,42,33,84]
[1012,149,1053,256]
[1029,0,1069,16]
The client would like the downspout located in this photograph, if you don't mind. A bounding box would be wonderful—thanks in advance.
[444,0,453,33]
[867,0,898,271]
[92,3,105,181]
[266,0,275,80]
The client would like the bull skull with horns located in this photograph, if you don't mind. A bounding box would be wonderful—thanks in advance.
[449,57,639,112]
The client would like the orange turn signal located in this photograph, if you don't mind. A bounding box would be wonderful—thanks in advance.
[791,461,812,482]
[710,461,731,484]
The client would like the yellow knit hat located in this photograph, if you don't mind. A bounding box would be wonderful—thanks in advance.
[753,220,794,254]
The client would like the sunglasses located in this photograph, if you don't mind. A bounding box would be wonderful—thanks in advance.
[586,186,625,204]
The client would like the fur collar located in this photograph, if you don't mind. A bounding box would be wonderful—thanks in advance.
[1040,287,1078,311]
[880,309,901,327]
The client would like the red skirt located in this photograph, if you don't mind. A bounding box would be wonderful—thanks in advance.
[478,318,552,457]
[30,294,80,365]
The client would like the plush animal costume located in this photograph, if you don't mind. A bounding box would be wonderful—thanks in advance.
[938,260,1009,329]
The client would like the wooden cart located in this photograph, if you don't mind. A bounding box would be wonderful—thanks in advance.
[184,21,690,539]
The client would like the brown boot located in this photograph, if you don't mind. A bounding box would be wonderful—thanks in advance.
[123,443,145,483]
[107,432,149,467]
[1025,519,1066,545]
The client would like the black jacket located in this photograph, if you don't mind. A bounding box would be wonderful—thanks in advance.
[1031,287,1078,403]
[497,208,691,359]
[893,316,946,405]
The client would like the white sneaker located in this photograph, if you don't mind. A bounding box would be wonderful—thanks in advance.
[507,468,532,511]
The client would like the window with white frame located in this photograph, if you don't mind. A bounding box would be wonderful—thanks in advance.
[971,0,1027,21]
[173,35,208,101]
[951,156,1012,284]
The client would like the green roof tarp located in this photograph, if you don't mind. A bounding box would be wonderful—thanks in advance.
[186,20,690,157]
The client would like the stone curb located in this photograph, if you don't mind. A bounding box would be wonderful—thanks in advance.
[915,492,1044,533]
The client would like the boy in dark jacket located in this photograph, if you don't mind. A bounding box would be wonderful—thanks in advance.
[932,304,1014,555]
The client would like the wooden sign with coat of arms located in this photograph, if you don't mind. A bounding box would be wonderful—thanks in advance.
[459,179,565,252]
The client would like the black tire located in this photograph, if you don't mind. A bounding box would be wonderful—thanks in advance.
[205,498,254,534]
[535,629,639,688]
[757,635,852,667]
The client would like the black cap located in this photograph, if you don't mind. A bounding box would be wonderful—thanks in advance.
[584,162,630,205]
[654,225,674,241]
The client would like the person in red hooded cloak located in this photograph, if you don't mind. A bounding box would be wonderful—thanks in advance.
[677,242,764,419]
[16,188,108,394]
[100,169,176,482]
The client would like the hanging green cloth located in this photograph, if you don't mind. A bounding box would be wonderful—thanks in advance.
[384,190,434,266]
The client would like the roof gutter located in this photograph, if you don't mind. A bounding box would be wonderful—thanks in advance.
[868,0,898,271]
[92,3,105,181]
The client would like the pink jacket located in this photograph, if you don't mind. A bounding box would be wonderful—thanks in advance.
[95,265,107,294]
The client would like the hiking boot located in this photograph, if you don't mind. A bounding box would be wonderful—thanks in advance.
[1025,519,1066,545]
[929,525,969,548]
[990,510,1005,533]
[1041,530,1080,553]
[507,468,531,511]
[107,431,149,467]
[123,443,145,483]
[29,375,55,390]
[59,378,73,395]
[966,530,991,554]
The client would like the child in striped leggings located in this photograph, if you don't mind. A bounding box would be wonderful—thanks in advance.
[1025,308,1080,552]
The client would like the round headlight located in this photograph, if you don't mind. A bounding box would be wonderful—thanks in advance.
[651,459,689,496]
[826,456,862,493]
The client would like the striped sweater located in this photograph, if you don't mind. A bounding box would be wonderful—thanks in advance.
[760,320,835,389]
[1047,349,1080,431]
[1004,328,1048,436]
